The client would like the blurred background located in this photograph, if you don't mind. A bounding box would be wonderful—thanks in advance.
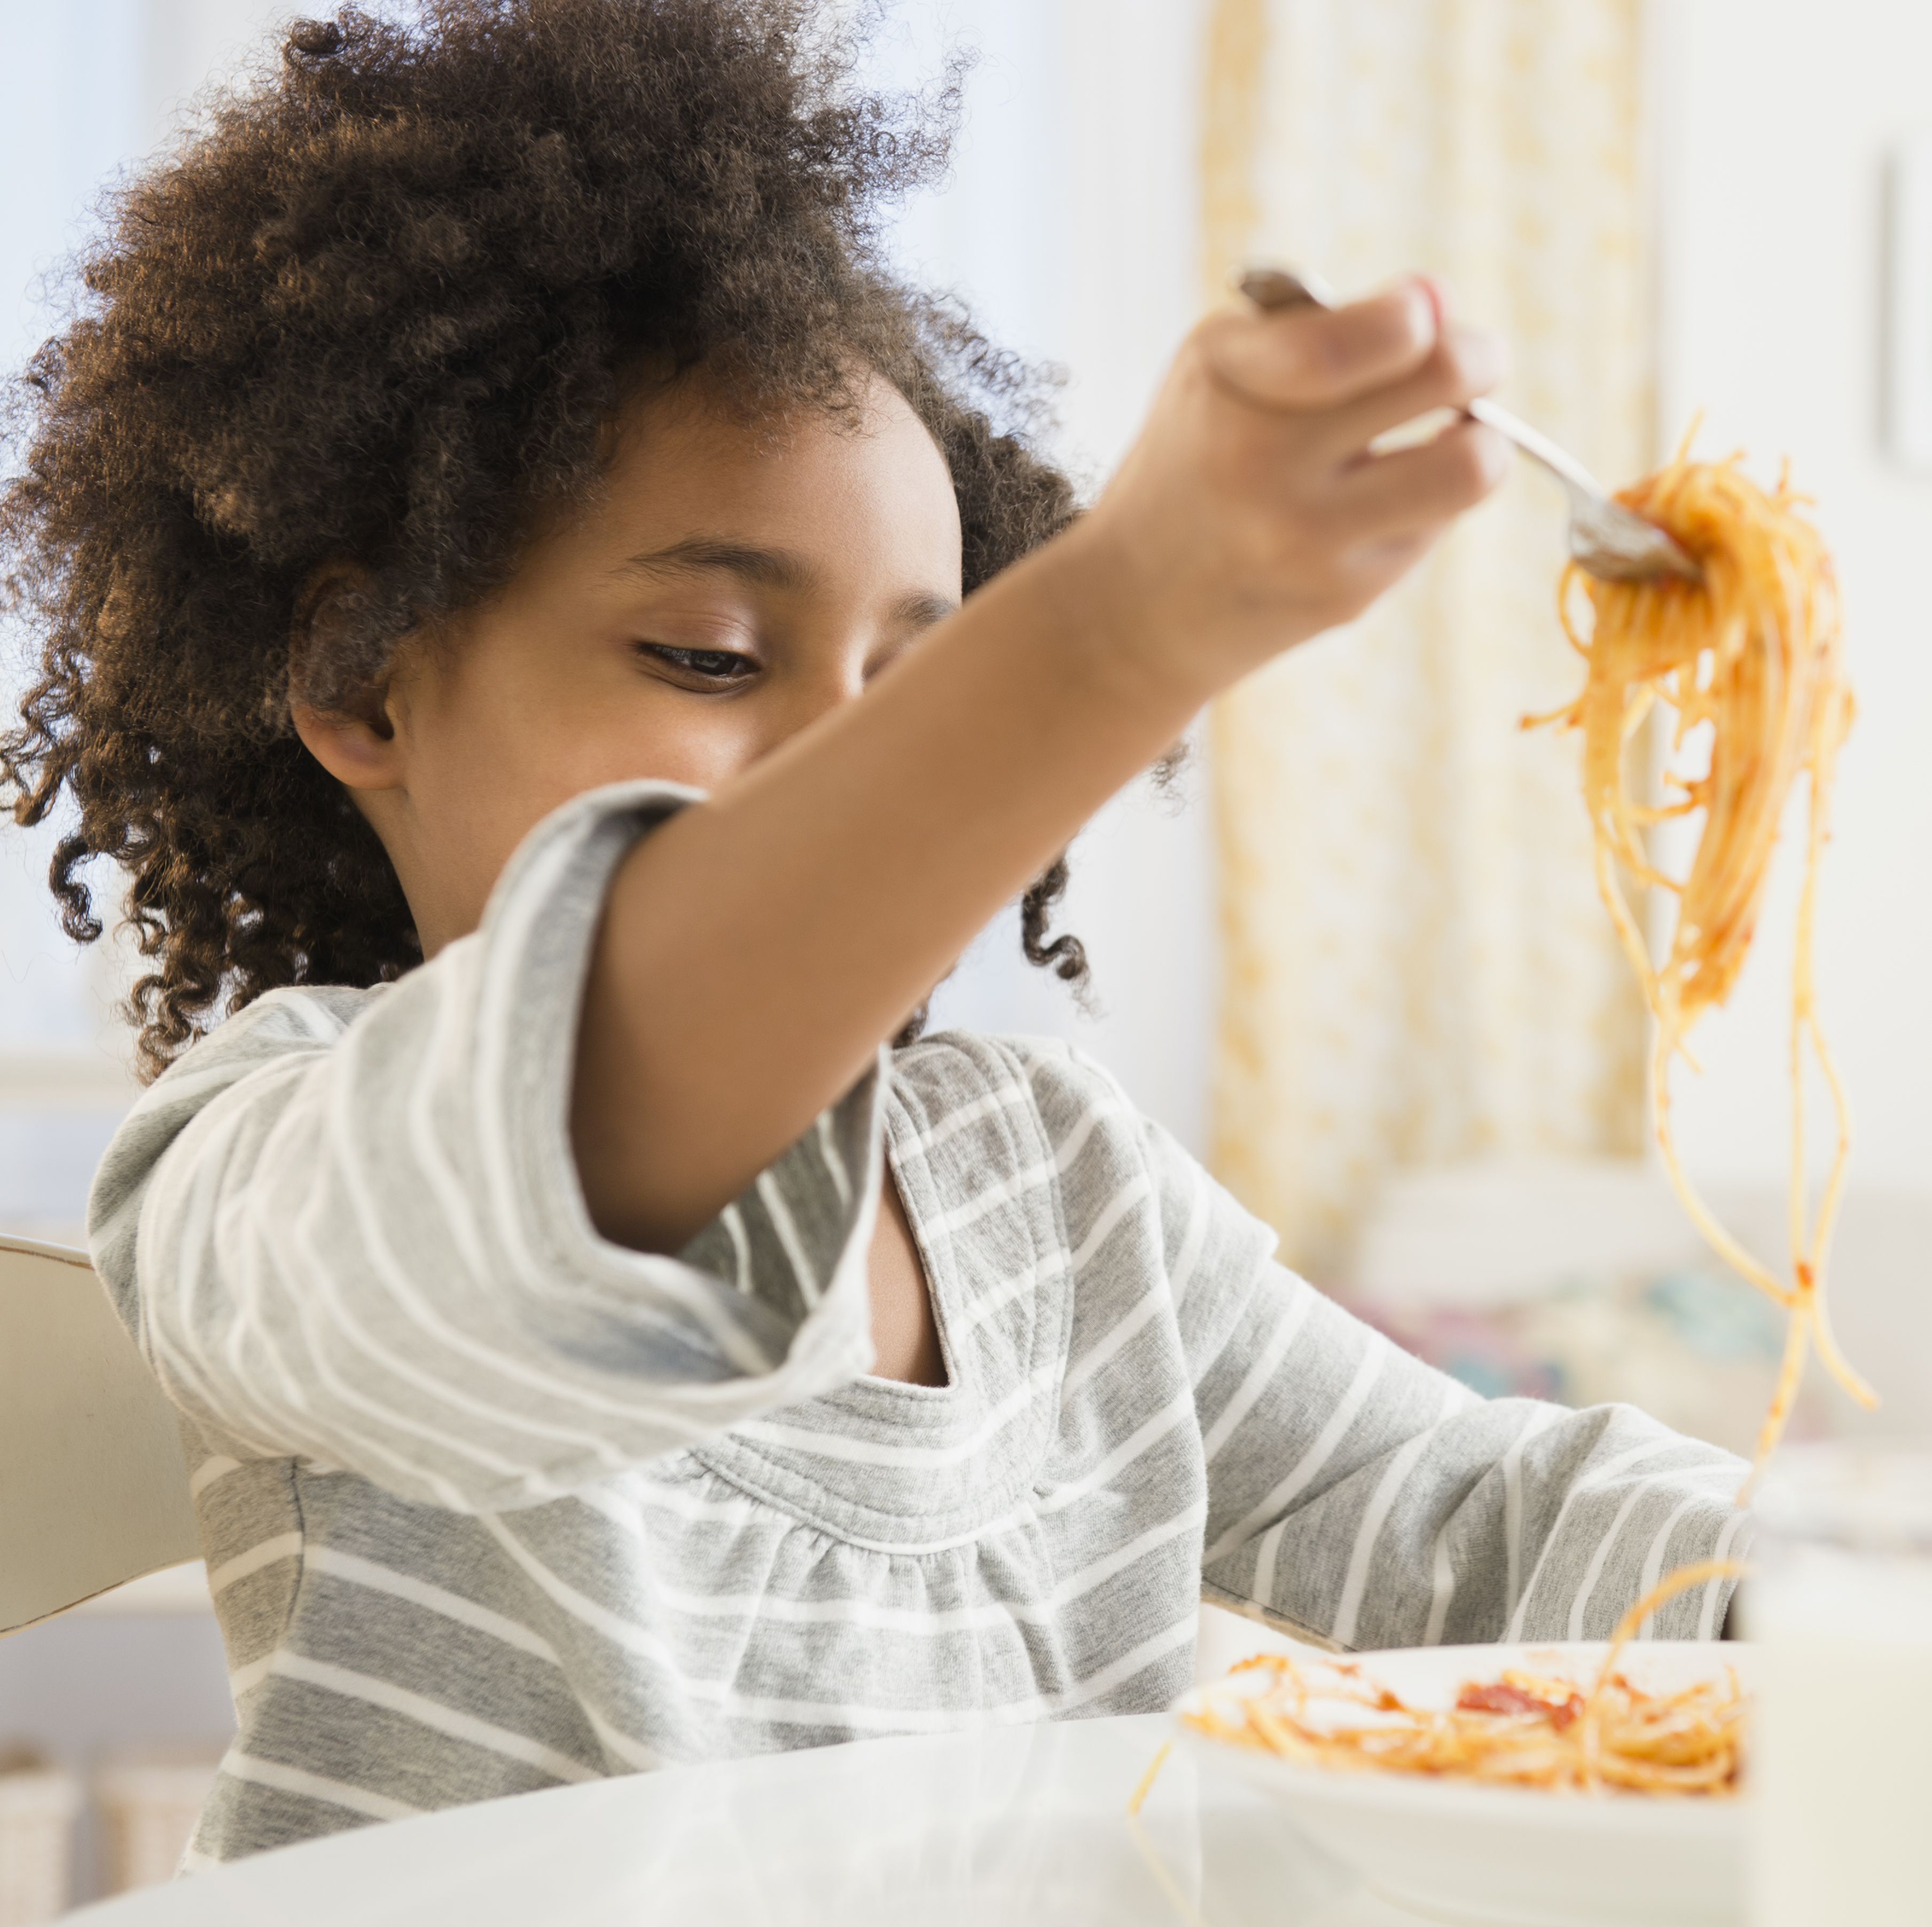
[2,0,1929,1912]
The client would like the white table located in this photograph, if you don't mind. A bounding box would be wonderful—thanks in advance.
[68,1714,1418,1925]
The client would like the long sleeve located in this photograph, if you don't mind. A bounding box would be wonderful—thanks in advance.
[1131,1110,1750,1649]
[87,780,884,1515]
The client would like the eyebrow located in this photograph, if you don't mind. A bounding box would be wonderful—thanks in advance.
[614,537,959,630]
[614,536,812,593]
[888,589,960,629]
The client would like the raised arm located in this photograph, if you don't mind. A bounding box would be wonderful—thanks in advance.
[572,286,1507,1250]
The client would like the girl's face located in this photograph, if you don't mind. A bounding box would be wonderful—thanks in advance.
[295,366,965,954]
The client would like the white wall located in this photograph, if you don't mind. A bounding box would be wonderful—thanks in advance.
[0,5,146,1077]
[142,0,293,124]
[0,1,301,1242]
[1653,0,1932,1200]
[866,0,1218,1156]
[0,5,151,1243]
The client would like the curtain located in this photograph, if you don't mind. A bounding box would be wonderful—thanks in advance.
[1202,0,1653,1277]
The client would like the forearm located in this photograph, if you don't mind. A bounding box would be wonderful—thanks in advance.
[1196,1269,1748,1648]
[572,526,1200,1250]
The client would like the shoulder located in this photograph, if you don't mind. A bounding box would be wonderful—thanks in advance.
[148,984,382,1097]
[93,985,381,1203]
[87,982,385,1295]
[197,983,377,1053]
[891,1028,1141,1146]
[889,1031,1154,1221]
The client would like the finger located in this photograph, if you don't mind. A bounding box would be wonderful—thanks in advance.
[1325,418,1511,541]
[1308,324,1507,466]
[1198,279,1436,411]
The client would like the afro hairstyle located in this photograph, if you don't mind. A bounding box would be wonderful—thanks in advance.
[0,0,1087,1078]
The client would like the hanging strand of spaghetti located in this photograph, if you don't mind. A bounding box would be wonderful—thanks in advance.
[1526,438,1875,1487]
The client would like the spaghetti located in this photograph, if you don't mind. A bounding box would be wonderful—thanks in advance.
[1527,440,1873,1484]
[1184,1560,1747,1796]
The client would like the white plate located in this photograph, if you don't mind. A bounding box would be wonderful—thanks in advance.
[1175,1641,1751,1927]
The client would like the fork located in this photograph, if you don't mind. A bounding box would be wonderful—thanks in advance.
[1239,267,1701,584]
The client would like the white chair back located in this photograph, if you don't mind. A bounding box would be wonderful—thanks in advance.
[0,1236,199,1635]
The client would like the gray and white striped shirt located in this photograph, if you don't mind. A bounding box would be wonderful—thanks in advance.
[88,781,1748,1866]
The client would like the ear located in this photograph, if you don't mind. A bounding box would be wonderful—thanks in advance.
[288,564,408,793]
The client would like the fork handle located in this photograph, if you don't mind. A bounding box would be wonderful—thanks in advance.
[1465,398,1610,510]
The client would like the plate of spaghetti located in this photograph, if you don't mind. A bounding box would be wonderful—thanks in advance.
[1169,1559,1750,1925]
[1176,1636,1751,1927]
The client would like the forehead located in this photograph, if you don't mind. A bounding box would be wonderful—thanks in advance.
[584,364,963,591]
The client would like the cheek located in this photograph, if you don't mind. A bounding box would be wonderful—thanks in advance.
[572,715,753,795]
[517,680,764,803]
[410,612,776,878]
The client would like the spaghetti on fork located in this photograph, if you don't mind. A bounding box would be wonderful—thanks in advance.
[1527,437,1874,1485]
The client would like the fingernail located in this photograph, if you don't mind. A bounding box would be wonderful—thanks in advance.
[1398,278,1438,352]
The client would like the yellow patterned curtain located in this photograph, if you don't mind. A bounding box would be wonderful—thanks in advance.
[1204,0,1652,1277]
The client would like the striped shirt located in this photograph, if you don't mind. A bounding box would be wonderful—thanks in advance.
[87,781,1749,1866]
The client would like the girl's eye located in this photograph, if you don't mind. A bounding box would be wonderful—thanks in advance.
[637,644,758,687]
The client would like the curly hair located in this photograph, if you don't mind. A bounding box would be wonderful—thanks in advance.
[0,0,1088,1079]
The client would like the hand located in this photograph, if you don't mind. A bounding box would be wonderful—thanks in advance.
[1074,277,1509,702]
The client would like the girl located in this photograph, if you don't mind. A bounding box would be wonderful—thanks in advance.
[2,0,1746,1867]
